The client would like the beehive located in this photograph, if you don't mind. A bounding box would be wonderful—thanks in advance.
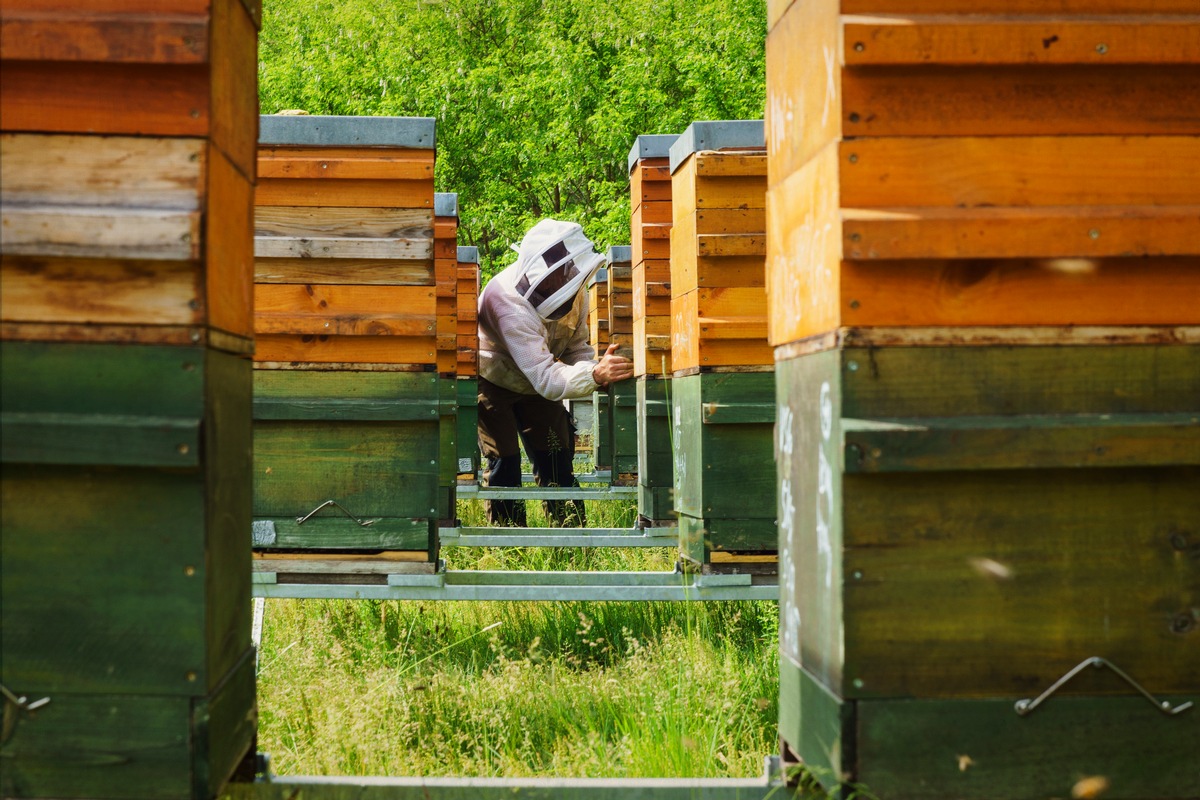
[252,115,440,565]
[629,134,680,522]
[766,3,1200,796]
[669,122,777,569]
[456,245,481,478]
[0,1,258,794]
[587,267,612,471]
[433,192,460,520]
[605,246,638,484]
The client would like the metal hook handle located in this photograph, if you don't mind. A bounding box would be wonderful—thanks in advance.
[2,683,51,745]
[1014,657,1193,717]
[295,499,378,527]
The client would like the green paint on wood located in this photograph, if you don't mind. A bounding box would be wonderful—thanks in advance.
[592,391,612,470]
[843,413,1200,473]
[678,514,777,564]
[456,377,480,474]
[841,345,1200,418]
[857,694,1200,799]
[779,658,854,795]
[254,420,439,518]
[192,647,257,799]
[1,412,201,467]
[610,379,639,479]
[253,370,439,420]
[256,516,432,550]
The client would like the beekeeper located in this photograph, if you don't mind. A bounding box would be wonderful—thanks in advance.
[477,218,633,527]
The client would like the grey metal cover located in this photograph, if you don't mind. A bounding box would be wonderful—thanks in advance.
[587,267,608,288]
[626,133,680,173]
[259,115,436,148]
[435,192,459,218]
[457,246,479,264]
[606,245,633,265]
[669,120,764,174]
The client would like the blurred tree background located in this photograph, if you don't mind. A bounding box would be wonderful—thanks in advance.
[259,0,767,279]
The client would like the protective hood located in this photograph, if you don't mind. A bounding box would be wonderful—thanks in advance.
[509,219,605,320]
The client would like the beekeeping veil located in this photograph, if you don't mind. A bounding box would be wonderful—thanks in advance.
[510,219,605,320]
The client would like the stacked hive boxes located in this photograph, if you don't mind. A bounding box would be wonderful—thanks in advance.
[252,115,441,575]
[587,266,612,471]
[629,134,679,523]
[605,246,639,484]
[434,193,459,521]
[456,246,481,478]
[669,121,776,571]
[0,0,258,794]
[767,3,1200,797]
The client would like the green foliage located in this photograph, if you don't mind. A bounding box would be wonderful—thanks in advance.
[259,0,767,280]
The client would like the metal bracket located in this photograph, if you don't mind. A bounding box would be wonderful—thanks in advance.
[295,500,379,527]
[2,683,51,745]
[1014,657,1194,717]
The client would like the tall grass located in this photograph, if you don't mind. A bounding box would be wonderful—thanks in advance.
[256,500,780,778]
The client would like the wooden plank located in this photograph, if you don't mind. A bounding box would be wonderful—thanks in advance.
[839,344,1200,418]
[694,151,768,178]
[696,208,767,235]
[778,658,853,793]
[257,155,434,180]
[637,199,673,225]
[841,136,1200,208]
[843,65,1200,137]
[1,256,201,327]
[842,207,1200,259]
[254,334,436,364]
[856,694,1200,799]
[843,413,1200,472]
[0,133,204,208]
[209,0,258,179]
[254,206,431,239]
[1,412,200,467]
[697,233,766,257]
[206,143,255,338]
[195,647,257,799]
[0,689,191,798]
[841,257,1200,327]
[255,313,432,336]
[828,325,1200,350]
[844,15,1200,66]
[258,145,434,163]
[766,0,841,186]
[0,61,209,137]
[254,284,435,327]
[254,235,432,260]
[0,206,201,260]
[253,369,438,423]
[766,142,842,347]
[255,257,434,286]
[255,178,433,208]
[0,11,208,64]
[254,420,439,517]
[253,517,431,550]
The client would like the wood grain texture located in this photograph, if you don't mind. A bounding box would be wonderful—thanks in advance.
[208,0,259,179]
[843,65,1200,137]
[254,235,432,260]
[840,136,1200,208]
[844,15,1200,66]
[257,154,433,180]
[255,257,434,286]
[254,334,437,364]
[206,143,255,338]
[255,178,434,208]
[255,206,432,239]
[0,61,209,136]
[842,206,1200,259]
[1,256,202,327]
[254,284,435,336]
[1,206,201,260]
[841,257,1200,327]
[0,11,208,64]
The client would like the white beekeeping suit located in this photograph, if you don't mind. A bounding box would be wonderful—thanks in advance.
[478,219,606,401]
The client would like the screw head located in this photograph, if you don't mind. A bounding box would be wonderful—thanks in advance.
[177,444,190,455]
[1089,229,1101,240]
[849,233,861,243]
[1096,43,1108,54]
[853,42,865,52]
[848,112,861,123]
[847,360,859,372]
[848,153,859,164]
[184,565,196,577]
[849,299,860,309]
[852,678,864,689]
[852,570,863,580]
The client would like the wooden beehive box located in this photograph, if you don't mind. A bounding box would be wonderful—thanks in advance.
[0,1,259,795]
[668,122,777,570]
[456,245,481,478]
[629,134,679,522]
[252,114,441,566]
[766,2,1200,796]
[605,246,638,483]
[433,192,460,520]
[587,266,612,471]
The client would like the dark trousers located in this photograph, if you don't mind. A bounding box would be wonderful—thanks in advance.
[477,377,586,527]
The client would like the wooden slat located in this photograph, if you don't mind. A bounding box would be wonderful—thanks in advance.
[254,334,437,364]
[0,61,209,137]
[254,258,434,286]
[0,12,208,63]
[254,284,435,332]
[254,178,433,208]
[842,206,1200,259]
[842,65,1200,137]
[0,206,201,261]
[840,257,1200,328]
[0,133,204,209]
[844,15,1200,66]
[209,0,259,180]
[253,236,431,260]
[205,143,254,339]
[840,136,1200,208]
[1,256,201,326]
[1,412,200,467]
[694,151,769,177]
[697,234,766,257]
[254,206,432,239]
[257,155,433,180]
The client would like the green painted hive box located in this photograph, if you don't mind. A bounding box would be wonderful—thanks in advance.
[592,389,612,472]
[775,343,1200,799]
[252,369,440,558]
[1,341,256,799]
[636,376,674,523]
[456,376,480,478]
[608,379,639,484]
[671,371,777,566]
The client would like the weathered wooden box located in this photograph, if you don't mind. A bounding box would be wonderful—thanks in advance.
[252,115,440,560]
[605,246,639,483]
[587,267,613,471]
[456,246,481,477]
[629,134,677,379]
[636,376,674,524]
[433,193,460,518]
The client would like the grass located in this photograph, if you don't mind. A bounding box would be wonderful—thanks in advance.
[255,496,780,779]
